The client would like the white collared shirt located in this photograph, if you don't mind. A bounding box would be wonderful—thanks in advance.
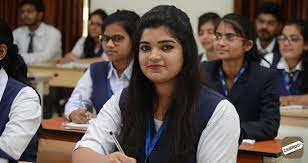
[13,22,62,64]
[276,57,303,72]
[74,91,240,163]
[200,52,208,63]
[0,69,41,163]
[257,38,277,68]
[64,61,133,119]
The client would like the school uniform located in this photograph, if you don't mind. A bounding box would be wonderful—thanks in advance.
[201,60,280,140]
[75,86,240,163]
[256,38,281,68]
[13,22,62,64]
[64,61,133,119]
[274,57,308,96]
[0,68,41,163]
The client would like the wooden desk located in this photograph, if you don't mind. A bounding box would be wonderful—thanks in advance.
[41,118,282,163]
[40,117,84,142]
[238,140,282,163]
[280,107,308,127]
[28,63,86,88]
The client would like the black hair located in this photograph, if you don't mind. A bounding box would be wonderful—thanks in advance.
[101,10,140,59]
[198,12,220,32]
[283,19,308,91]
[285,19,308,42]
[20,0,45,12]
[0,20,30,86]
[83,9,108,58]
[102,9,140,42]
[216,13,262,63]
[257,2,283,23]
[119,5,201,162]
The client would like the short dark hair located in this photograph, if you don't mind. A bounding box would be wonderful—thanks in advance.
[0,20,30,85]
[89,9,108,21]
[102,10,140,40]
[257,2,283,23]
[198,12,220,32]
[285,19,308,42]
[20,0,45,12]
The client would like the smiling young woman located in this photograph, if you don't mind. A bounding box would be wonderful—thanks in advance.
[73,5,240,163]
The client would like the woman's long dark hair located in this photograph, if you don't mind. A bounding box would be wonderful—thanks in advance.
[83,9,107,58]
[119,5,201,162]
[0,20,30,85]
[284,19,308,92]
[216,13,264,64]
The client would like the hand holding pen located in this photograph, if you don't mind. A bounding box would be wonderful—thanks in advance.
[109,131,136,163]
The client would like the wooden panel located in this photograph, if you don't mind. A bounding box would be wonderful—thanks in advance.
[37,139,75,163]
[234,0,308,23]
[237,155,262,163]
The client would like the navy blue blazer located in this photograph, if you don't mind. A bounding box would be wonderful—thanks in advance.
[201,60,280,140]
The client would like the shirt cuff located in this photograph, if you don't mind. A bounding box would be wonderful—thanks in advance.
[74,140,105,155]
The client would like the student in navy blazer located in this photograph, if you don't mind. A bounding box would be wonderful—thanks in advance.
[0,21,41,163]
[73,6,240,163]
[201,13,280,141]
[275,19,308,105]
[64,10,140,123]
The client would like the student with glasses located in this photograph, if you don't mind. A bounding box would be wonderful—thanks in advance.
[201,13,280,141]
[275,19,308,105]
[64,10,139,124]
[255,3,283,68]
[55,9,109,64]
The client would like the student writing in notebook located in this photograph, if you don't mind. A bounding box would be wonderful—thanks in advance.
[275,19,308,105]
[0,20,41,163]
[73,5,240,163]
[201,13,280,141]
[64,10,139,124]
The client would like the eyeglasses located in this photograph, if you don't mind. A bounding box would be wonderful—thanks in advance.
[100,34,125,45]
[277,35,303,44]
[256,18,277,26]
[213,33,245,43]
[88,21,102,27]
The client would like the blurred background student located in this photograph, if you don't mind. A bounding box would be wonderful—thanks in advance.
[255,2,283,68]
[13,0,62,64]
[64,10,139,123]
[276,19,308,105]
[55,9,108,65]
[197,12,220,62]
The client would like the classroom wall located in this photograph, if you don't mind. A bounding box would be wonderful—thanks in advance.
[90,0,234,53]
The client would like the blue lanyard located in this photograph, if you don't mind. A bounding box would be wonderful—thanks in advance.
[219,61,248,96]
[145,115,166,160]
[281,70,300,95]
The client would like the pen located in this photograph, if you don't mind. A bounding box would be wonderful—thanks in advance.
[109,131,125,154]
